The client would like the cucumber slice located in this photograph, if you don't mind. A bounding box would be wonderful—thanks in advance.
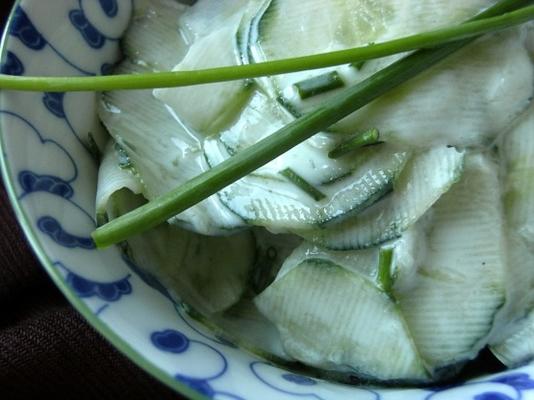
[501,105,534,248]
[398,154,507,370]
[334,31,534,148]
[95,140,143,224]
[298,147,464,250]
[203,91,409,231]
[249,228,302,295]
[250,0,391,61]
[212,299,291,361]
[153,13,253,135]
[527,22,534,56]
[254,252,429,382]
[499,105,534,322]
[489,106,534,365]
[205,135,408,231]
[99,60,244,234]
[491,308,534,368]
[122,0,189,71]
[110,189,255,315]
[216,91,373,186]
[179,0,253,41]
[242,0,533,147]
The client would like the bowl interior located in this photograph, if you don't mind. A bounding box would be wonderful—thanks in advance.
[1,1,534,399]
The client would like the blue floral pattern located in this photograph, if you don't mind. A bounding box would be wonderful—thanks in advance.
[69,9,106,49]
[2,1,534,400]
[0,51,24,75]
[9,6,46,50]
[55,261,132,302]
[18,171,74,199]
[42,92,66,118]
[99,0,119,18]
[37,216,95,249]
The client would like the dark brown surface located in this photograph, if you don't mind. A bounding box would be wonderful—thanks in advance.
[0,2,185,399]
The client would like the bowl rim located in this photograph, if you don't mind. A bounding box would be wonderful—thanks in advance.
[0,2,206,398]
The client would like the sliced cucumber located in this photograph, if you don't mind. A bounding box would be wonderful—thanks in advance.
[178,0,254,41]
[249,228,302,295]
[499,105,534,322]
[212,299,291,360]
[489,106,534,365]
[398,154,507,370]
[241,0,533,147]
[95,140,143,225]
[206,135,408,232]
[99,60,244,234]
[111,189,255,315]
[298,147,464,250]
[123,0,189,71]
[334,31,534,148]
[203,91,408,231]
[500,105,534,248]
[242,0,391,114]
[249,0,391,60]
[216,91,376,186]
[153,13,253,135]
[254,253,429,382]
[491,308,534,368]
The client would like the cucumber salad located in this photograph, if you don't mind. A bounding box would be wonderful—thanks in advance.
[96,0,534,384]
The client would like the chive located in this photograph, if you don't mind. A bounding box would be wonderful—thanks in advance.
[0,3,532,92]
[279,168,326,201]
[92,0,531,248]
[294,71,345,100]
[328,128,380,159]
[351,60,366,70]
[377,247,394,294]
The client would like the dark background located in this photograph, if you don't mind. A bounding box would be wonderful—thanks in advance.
[0,2,184,399]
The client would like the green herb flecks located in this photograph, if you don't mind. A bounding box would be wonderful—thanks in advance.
[328,128,381,159]
[378,247,395,294]
[279,168,326,201]
[294,71,345,100]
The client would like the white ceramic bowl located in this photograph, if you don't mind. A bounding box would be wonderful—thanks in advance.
[2,1,534,399]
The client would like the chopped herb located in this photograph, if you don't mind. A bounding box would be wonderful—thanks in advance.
[294,71,345,100]
[279,168,326,201]
[351,60,366,70]
[328,128,381,159]
[378,247,394,294]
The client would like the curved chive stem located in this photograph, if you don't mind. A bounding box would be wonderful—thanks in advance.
[0,4,533,92]
[328,128,380,159]
[279,168,326,201]
[91,0,530,248]
[378,247,395,294]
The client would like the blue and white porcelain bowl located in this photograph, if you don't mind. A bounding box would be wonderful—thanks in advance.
[1,1,534,399]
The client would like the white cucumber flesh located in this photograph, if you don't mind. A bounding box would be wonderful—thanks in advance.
[297,147,464,250]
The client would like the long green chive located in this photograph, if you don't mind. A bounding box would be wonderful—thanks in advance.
[0,4,532,92]
[328,128,381,159]
[279,168,326,201]
[91,0,531,247]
